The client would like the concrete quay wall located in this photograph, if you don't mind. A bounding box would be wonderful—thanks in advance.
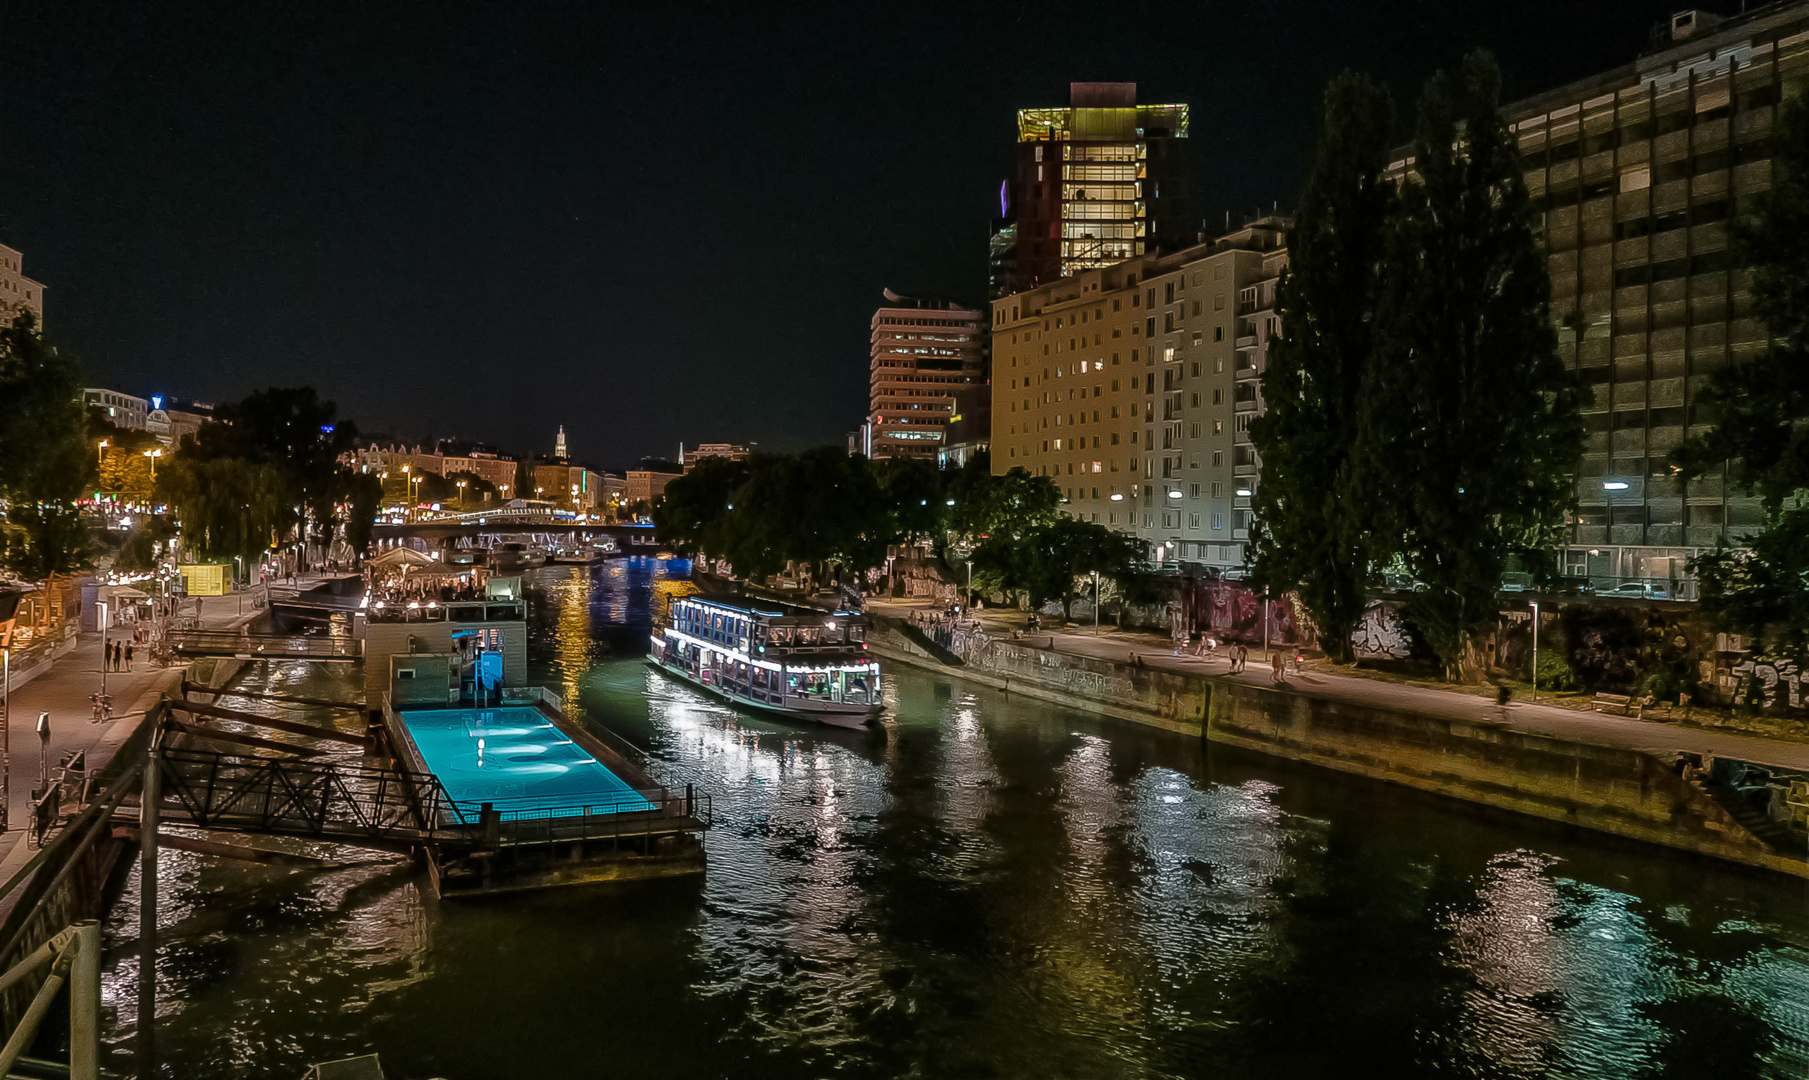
[1210,680,1806,879]
[867,627,1806,878]
[868,622,1205,736]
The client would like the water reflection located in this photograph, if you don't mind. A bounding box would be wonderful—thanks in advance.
[94,563,1809,1079]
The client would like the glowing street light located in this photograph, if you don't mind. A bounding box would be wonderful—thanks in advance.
[97,439,109,466]
[142,448,162,480]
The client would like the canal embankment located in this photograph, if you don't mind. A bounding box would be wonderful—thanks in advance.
[866,617,1809,879]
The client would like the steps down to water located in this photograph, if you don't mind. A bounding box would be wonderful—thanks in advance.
[1701,780,1802,853]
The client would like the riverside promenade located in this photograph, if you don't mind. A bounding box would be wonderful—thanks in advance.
[869,599,1809,773]
[0,586,283,887]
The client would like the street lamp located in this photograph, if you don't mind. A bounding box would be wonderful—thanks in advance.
[965,560,973,612]
[97,439,109,466]
[1093,569,1101,635]
[142,448,162,481]
[1530,601,1540,704]
[457,479,468,510]
[97,600,109,707]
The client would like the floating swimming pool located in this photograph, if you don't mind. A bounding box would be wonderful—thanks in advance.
[398,707,653,816]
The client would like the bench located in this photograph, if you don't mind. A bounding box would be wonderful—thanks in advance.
[1593,692,1650,718]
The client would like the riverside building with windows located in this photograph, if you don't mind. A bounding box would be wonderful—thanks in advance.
[991,218,1287,569]
[990,83,1192,299]
[0,242,44,325]
[1410,3,1809,591]
[865,290,984,461]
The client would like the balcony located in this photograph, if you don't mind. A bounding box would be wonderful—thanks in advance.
[1235,335,1258,352]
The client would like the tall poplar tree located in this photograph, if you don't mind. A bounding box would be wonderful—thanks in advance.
[1673,90,1809,664]
[1369,52,1582,679]
[1249,73,1396,663]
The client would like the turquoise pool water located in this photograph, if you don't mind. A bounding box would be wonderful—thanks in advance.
[399,706,652,816]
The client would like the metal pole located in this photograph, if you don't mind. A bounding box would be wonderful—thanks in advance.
[2,646,9,832]
[98,602,108,705]
[1094,570,1100,635]
[1530,602,1540,704]
[137,720,160,1080]
[71,919,100,1080]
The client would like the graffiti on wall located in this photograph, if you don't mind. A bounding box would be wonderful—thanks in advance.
[1727,654,1803,709]
[1352,601,1414,660]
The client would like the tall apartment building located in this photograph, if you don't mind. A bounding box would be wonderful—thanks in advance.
[992,219,1287,568]
[0,242,44,325]
[1457,4,1809,587]
[991,82,1192,299]
[866,290,984,461]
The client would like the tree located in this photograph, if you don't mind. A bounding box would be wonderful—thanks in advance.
[1673,90,1809,664]
[943,451,1061,541]
[1250,73,1396,663]
[1368,52,1582,679]
[0,311,92,581]
[655,455,751,558]
[973,516,1144,619]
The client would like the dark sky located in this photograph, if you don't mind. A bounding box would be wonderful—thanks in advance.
[4,0,1685,469]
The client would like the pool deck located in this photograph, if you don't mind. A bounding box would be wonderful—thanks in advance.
[379,694,708,896]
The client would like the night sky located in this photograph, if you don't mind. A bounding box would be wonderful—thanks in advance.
[5,0,1686,468]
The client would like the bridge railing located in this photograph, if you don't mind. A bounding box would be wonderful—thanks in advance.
[166,629,360,660]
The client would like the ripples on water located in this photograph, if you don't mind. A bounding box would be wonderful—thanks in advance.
[100,562,1809,1078]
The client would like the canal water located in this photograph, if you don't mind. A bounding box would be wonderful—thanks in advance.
[101,561,1809,1078]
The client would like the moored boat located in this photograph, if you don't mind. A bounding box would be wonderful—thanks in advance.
[489,540,549,571]
[649,594,881,728]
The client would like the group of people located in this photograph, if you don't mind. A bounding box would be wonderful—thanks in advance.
[368,575,485,607]
[103,638,137,672]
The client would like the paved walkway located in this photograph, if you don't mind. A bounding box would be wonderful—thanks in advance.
[0,582,308,884]
[871,599,1809,773]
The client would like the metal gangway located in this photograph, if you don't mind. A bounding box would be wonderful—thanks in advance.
[148,746,710,854]
[165,629,361,662]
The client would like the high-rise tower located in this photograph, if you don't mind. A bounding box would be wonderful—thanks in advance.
[554,425,568,461]
[991,83,1191,299]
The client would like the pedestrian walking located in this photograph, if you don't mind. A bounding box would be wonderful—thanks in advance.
[1271,649,1287,685]
[125,642,135,671]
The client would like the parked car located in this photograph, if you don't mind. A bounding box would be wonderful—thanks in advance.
[1605,580,1674,601]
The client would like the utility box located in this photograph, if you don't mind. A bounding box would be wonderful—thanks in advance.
[178,563,229,597]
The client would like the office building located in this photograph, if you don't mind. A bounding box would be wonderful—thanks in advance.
[867,290,984,461]
[939,385,993,469]
[992,82,1192,299]
[681,443,752,471]
[992,219,1287,568]
[1475,3,1809,587]
[0,242,44,326]
[626,463,683,506]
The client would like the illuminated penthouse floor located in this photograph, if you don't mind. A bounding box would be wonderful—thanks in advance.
[399,706,652,816]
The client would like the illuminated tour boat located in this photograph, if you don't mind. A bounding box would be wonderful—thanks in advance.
[650,594,882,728]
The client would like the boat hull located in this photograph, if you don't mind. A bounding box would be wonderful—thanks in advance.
[647,655,878,729]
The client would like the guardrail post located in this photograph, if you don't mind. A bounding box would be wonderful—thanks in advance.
[70,919,100,1080]
[137,722,160,1080]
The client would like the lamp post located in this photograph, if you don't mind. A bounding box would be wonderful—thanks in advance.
[457,479,468,510]
[1530,601,1540,704]
[1093,569,1101,635]
[97,439,109,467]
[965,560,973,613]
[97,600,109,706]
[142,447,162,481]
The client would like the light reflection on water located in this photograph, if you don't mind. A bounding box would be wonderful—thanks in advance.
[98,562,1809,1079]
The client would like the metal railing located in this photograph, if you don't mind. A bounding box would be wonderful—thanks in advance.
[166,629,361,659]
[151,746,708,850]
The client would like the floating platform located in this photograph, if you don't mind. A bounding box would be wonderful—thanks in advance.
[379,691,708,896]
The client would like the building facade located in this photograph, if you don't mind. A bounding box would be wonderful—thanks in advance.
[1478,4,1809,588]
[83,389,150,431]
[867,291,984,461]
[939,384,993,469]
[681,443,751,471]
[0,243,44,326]
[626,466,683,507]
[992,82,1192,299]
[992,219,1287,569]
